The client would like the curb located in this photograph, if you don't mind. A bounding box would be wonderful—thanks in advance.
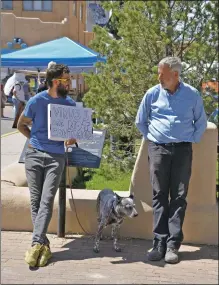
[1,130,19,138]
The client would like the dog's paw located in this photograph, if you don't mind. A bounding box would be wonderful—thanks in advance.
[114,247,122,252]
[93,246,100,253]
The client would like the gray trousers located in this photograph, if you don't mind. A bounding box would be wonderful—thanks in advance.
[25,148,65,246]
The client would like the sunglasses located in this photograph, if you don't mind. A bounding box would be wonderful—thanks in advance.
[53,78,70,84]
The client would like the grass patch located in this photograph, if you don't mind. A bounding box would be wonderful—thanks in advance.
[85,170,132,191]
[72,163,132,191]
[72,168,132,191]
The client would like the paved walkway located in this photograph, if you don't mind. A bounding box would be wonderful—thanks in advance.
[1,131,26,169]
[1,231,218,284]
[1,105,15,136]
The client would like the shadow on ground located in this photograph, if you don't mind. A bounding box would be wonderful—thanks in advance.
[1,117,14,121]
[49,235,218,268]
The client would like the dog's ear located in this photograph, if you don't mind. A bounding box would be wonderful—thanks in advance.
[129,193,134,199]
[115,193,122,203]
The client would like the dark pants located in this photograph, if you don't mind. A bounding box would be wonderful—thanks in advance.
[25,148,65,246]
[148,141,193,250]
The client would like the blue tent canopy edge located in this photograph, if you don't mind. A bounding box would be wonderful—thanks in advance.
[1,37,105,68]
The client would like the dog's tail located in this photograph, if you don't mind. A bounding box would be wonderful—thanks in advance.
[96,192,101,222]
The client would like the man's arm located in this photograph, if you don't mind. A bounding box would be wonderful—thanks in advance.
[135,92,151,139]
[193,94,208,143]
[17,112,32,139]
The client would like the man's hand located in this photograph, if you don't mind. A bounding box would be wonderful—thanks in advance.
[65,138,77,147]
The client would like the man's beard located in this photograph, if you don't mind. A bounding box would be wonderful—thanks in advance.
[57,84,68,98]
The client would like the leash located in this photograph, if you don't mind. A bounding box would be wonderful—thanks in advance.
[66,144,93,237]
[66,144,114,239]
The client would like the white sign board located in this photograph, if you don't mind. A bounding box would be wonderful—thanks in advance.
[48,104,93,141]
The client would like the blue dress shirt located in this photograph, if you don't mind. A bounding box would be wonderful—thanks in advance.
[135,82,207,143]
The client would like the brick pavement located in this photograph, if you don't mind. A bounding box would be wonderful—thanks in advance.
[1,231,218,284]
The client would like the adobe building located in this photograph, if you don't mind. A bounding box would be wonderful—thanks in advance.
[1,0,110,98]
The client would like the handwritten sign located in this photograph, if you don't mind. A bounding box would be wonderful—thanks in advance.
[48,104,93,141]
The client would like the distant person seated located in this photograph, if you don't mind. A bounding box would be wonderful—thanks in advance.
[37,62,56,94]
[23,77,31,101]
[37,79,48,93]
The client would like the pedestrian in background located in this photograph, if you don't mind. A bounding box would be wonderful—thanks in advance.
[12,81,26,128]
[1,83,7,118]
[23,77,32,101]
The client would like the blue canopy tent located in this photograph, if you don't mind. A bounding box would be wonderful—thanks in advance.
[1,37,105,73]
[1,48,16,55]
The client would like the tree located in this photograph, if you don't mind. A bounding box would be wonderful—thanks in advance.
[83,0,218,167]
[105,1,124,39]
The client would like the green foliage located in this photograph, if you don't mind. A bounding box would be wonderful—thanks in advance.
[83,0,218,168]
[203,94,218,117]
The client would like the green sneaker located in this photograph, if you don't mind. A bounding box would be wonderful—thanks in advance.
[37,245,52,267]
[25,244,43,267]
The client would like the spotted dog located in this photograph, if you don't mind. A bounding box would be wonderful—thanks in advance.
[93,188,138,253]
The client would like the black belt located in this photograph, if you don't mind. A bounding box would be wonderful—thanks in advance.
[28,146,47,153]
[35,148,47,153]
[151,141,191,147]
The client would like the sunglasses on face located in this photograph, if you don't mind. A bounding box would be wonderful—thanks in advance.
[53,78,70,84]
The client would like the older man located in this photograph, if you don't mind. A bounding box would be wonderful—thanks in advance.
[135,57,207,264]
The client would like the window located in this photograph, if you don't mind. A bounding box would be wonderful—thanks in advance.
[33,0,42,10]
[23,0,52,12]
[73,1,77,16]
[43,0,52,11]
[1,0,13,10]
[80,4,83,21]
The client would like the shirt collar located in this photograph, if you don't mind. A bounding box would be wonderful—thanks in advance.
[163,81,183,95]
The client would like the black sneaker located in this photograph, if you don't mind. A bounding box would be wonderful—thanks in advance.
[147,245,166,261]
[165,248,179,264]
